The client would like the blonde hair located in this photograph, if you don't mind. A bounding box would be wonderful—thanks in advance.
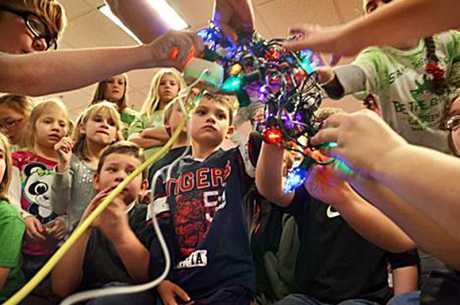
[72,101,122,161]
[27,99,69,149]
[141,68,185,118]
[0,132,12,200]
[1,0,67,40]
[90,74,129,112]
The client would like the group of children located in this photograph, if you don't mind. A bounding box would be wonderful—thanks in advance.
[1,0,460,305]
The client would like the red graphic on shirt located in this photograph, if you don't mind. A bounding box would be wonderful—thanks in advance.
[175,191,218,257]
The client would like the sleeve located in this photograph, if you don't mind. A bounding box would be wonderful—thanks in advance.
[388,249,420,269]
[127,115,145,137]
[0,214,25,268]
[8,166,31,218]
[329,64,367,98]
[351,47,389,98]
[50,159,73,216]
[278,186,310,218]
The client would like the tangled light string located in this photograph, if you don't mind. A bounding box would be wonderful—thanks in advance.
[198,23,338,191]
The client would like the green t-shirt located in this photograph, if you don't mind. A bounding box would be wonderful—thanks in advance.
[128,110,165,158]
[353,30,460,153]
[0,200,25,302]
[120,107,140,139]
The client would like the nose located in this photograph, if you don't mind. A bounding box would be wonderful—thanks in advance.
[206,114,216,124]
[114,171,127,182]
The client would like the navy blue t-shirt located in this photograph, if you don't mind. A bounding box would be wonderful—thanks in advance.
[149,140,259,300]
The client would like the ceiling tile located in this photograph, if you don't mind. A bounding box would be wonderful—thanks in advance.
[59,0,92,22]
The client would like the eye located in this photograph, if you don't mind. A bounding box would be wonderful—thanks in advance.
[108,119,116,126]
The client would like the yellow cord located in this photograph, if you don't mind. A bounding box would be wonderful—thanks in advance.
[3,119,186,305]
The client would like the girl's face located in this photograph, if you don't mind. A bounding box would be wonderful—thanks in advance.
[158,74,180,106]
[82,112,118,145]
[34,107,68,149]
[103,75,126,103]
[0,107,28,145]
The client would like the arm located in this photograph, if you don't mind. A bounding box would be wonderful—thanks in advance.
[128,127,169,149]
[0,213,25,291]
[283,0,460,56]
[255,143,293,207]
[0,31,202,96]
[305,164,415,252]
[392,266,419,295]
[51,229,91,297]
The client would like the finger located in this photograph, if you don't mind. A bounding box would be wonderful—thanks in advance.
[321,113,348,129]
[174,285,191,302]
[282,39,309,51]
[29,223,46,240]
[311,128,339,146]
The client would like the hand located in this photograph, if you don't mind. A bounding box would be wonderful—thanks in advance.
[283,23,355,56]
[304,163,353,207]
[213,0,255,41]
[311,110,407,178]
[315,66,335,85]
[47,217,67,240]
[79,187,115,227]
[24,216,46,241]
[54,137,73,173]
[157,280,193,305]
[148,30,204,70]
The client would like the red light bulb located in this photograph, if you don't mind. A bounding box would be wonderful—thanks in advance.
[263,128,283,144]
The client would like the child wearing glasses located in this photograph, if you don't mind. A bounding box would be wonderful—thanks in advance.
[0,94,34,150]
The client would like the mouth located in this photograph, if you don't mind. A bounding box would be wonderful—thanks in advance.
[96,130,110,136]
[202,125,217,132]
[48,134,61,141]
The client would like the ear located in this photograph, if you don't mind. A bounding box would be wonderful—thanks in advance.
[92,174,101,192]
[140,179,148,192]
[224,125,235,140]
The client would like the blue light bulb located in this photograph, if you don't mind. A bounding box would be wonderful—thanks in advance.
[283,166,308,193]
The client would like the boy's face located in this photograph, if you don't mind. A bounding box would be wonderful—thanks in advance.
[0,7,50,53]
[93,153,146,204]
[189,96,234,148]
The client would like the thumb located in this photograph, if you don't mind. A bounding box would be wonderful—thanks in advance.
[282,39,309,51]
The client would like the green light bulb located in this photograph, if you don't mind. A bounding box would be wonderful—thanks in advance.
[221,76,242,92]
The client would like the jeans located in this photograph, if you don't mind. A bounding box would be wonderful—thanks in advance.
[274,294,381,305]
[386,292,420,305]
[84,282,158,305]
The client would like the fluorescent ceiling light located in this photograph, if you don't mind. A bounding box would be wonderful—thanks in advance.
[98,1,188,44]
[98,4,142,44]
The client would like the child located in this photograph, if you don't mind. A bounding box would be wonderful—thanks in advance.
[90,74,139,139]
[51,141,152,300]
[308,0,460,154]
[0,132,26,302]
[51,102,122,230]
[0,94,34,150]
[129,68,185,156]
[147,97,191,185]
[148,92,260,305]
[7,99,70,293]
[256,107,420,305]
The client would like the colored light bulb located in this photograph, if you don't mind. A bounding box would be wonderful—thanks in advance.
[284,166,308,193]
[263,127,283,144]
[221,76,242,92]
[229,64,242,76]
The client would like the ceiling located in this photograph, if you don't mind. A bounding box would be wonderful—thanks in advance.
[43,0,366,119]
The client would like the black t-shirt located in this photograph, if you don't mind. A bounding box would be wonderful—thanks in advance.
[148,146,190,186]
[421,269,460,305]
[287,187,394,304]
[149,140,259,300]
[80,204,152,290]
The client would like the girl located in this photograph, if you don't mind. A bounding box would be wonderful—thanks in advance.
[0,94,34,150]
[0,132,26,302]
[52,101,122,229]
[128,68,185,156]
[311,0,460,154]
[90,74,139,138]
[9,99,70,281]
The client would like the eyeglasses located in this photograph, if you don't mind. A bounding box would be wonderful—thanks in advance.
[446,114,460,131]
[366,0,393,13]
[0,5,57,50]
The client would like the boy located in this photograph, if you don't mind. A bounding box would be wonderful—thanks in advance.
[51,141,152,303]
[256,109,419,305]
[149,92,259,305]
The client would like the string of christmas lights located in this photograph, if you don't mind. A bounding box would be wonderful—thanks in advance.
[197,23,339,191]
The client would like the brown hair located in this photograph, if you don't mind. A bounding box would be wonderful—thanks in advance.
[90,74,129,112]
[0,94,34,117]
[97,141,146,179]
[1,0,67,40]
[199,92,239,125]
[72,102,123,161]
[27,99,69,149]
[0,132,12,200]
